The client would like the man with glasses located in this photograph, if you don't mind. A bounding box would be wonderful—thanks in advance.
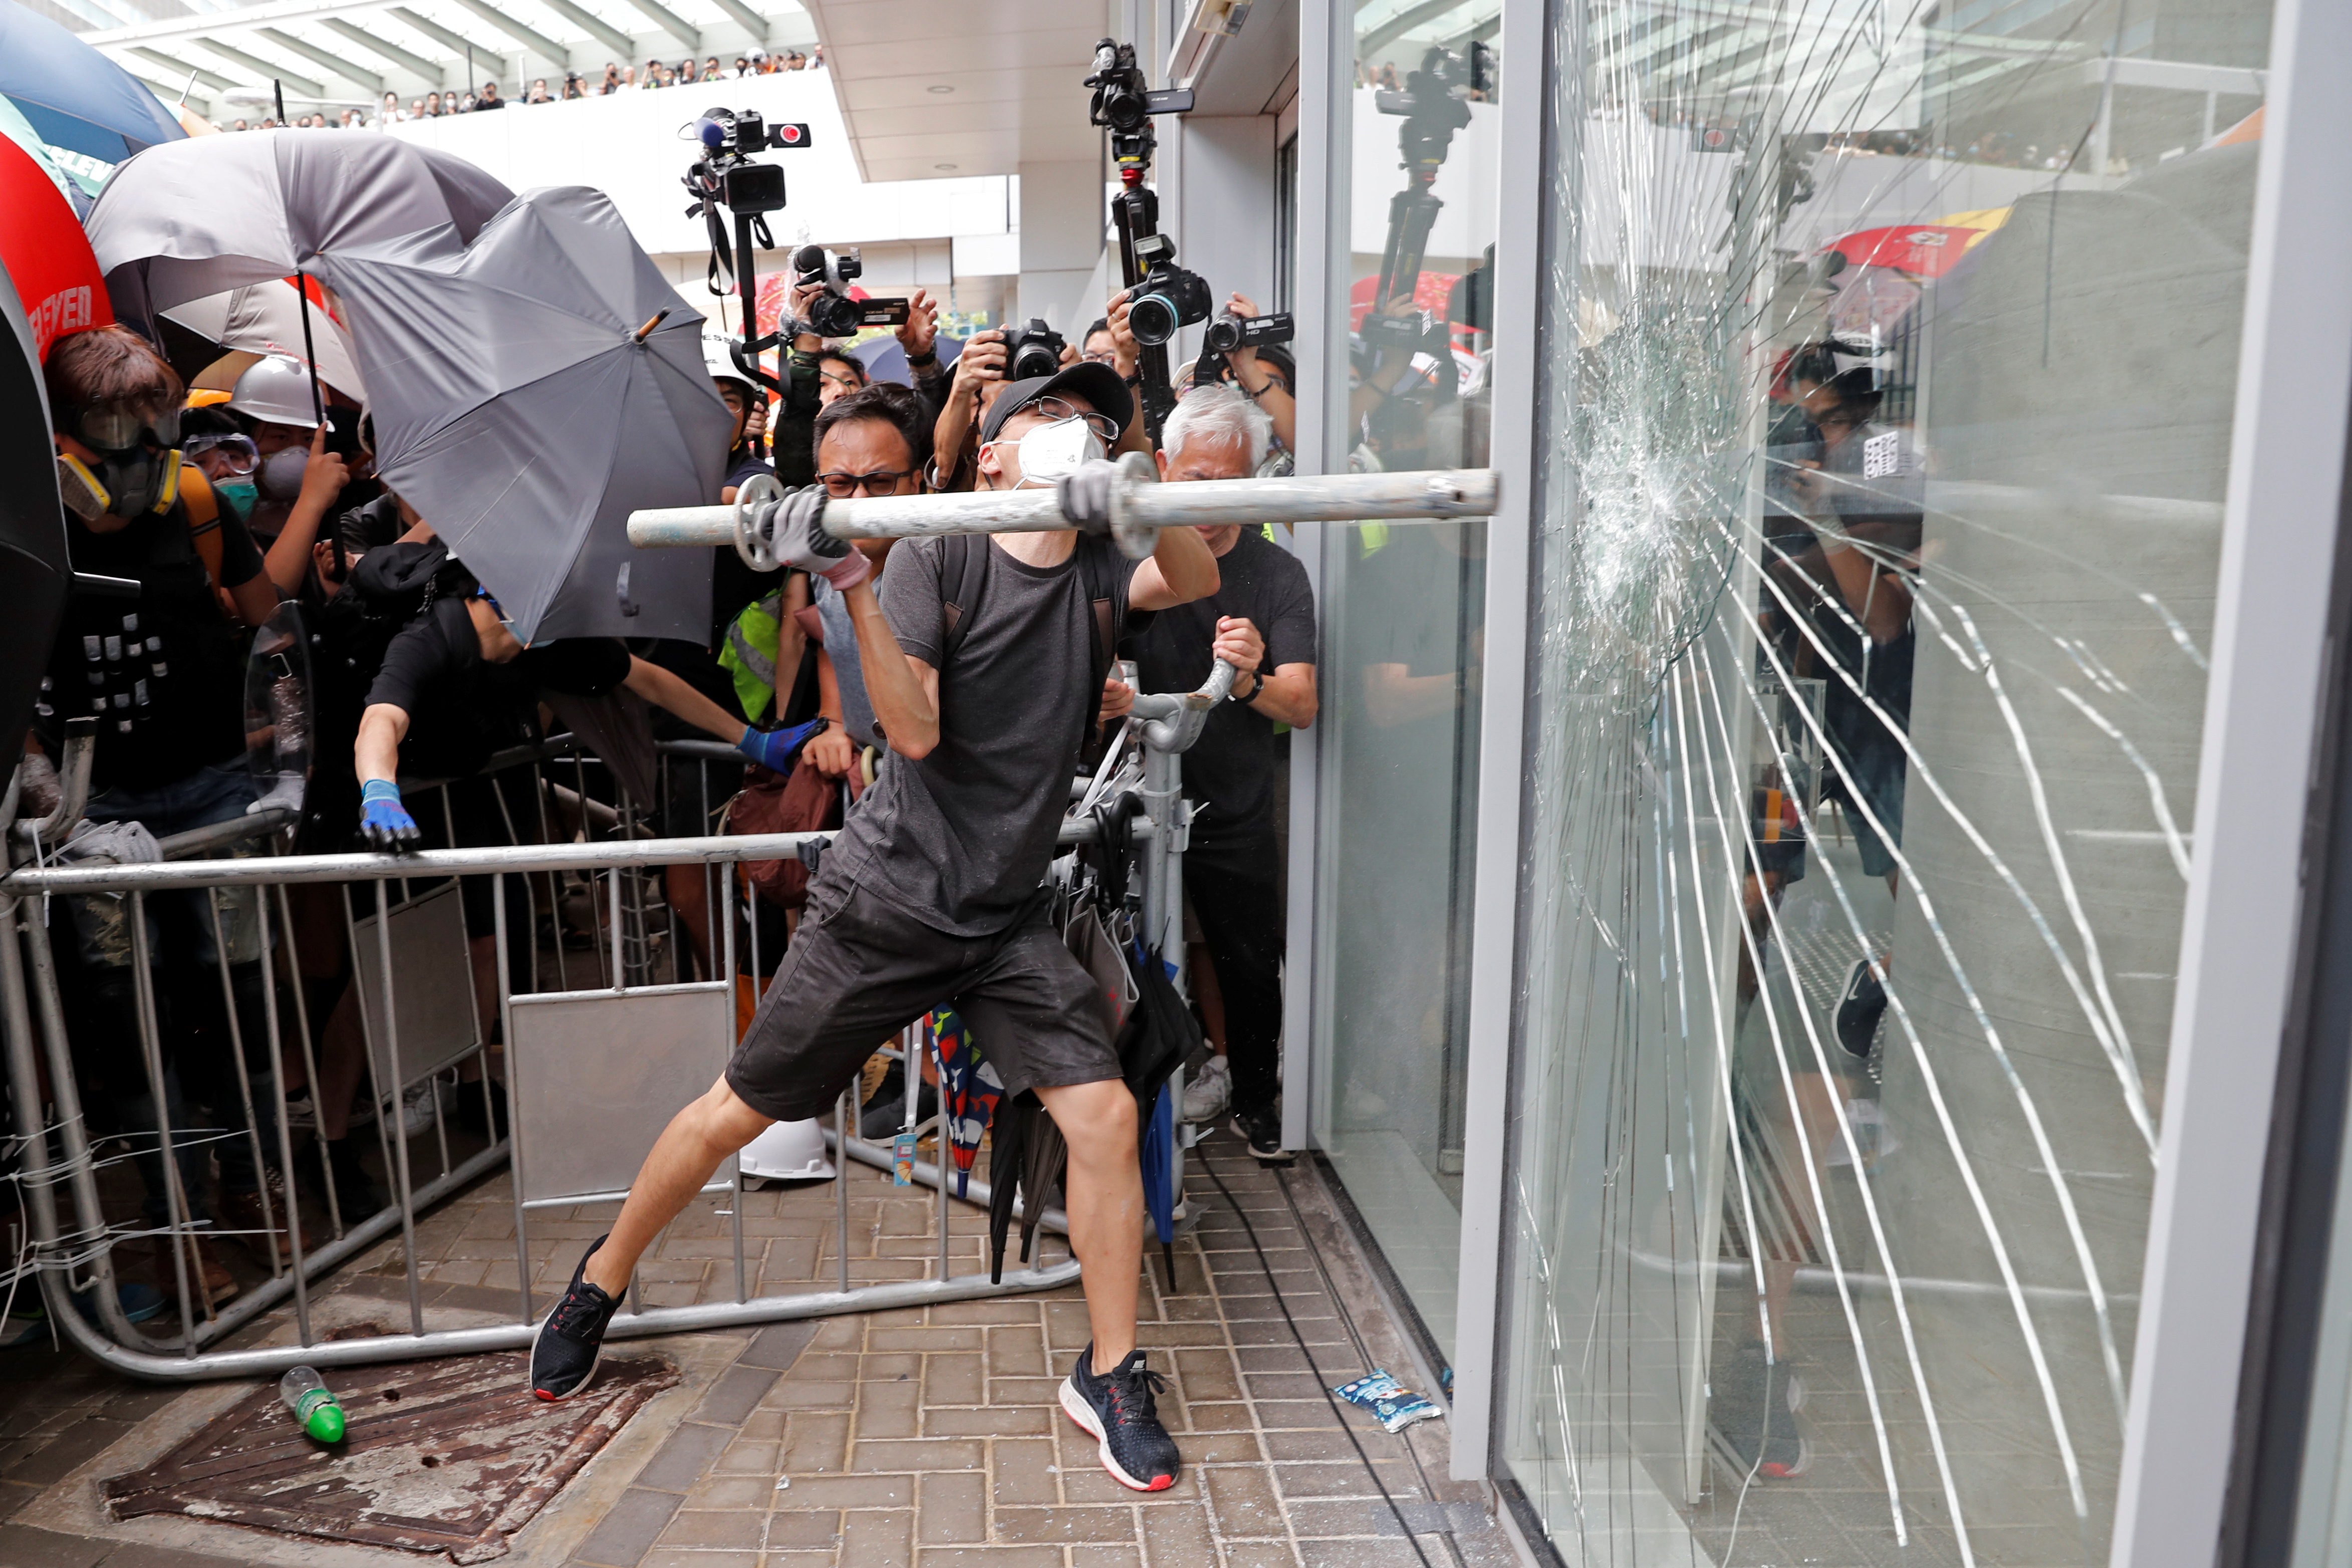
[529,365,1223,1499]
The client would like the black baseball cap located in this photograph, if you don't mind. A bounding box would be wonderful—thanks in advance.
[978,362,1134,445]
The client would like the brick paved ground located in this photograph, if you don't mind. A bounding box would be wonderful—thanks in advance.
[0,1125,1521,1568]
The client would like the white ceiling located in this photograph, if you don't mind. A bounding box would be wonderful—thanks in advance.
[75,0,819,123]
[799,0,1121,182]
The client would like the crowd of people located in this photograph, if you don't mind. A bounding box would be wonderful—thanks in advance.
[27,217,1340,1488]
[220,48,823,132]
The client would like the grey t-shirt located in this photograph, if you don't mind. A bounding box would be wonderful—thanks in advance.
[824,534,1133,936]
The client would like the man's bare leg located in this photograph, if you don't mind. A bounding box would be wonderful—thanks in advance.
[581,1077,773,1297]
[1035,1078,1142,1373]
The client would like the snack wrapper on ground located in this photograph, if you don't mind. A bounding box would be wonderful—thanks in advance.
[1332,1371,1444,1434]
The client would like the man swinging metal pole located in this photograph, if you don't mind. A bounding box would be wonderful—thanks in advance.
[551,446,1502,1492]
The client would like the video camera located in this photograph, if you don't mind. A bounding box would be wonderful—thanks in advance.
[790,245,910,337]
[1004,319,1067,381]
[1193,308,1294,387]
[687,106,811,216]
[1363,44,1491,360]
[1086,40,1193,157]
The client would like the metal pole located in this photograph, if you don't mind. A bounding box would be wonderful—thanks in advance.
[271,883,340,1241]
[626,466,1502,552]
[251,884,312,1344]
[373,879,426,1336]
[206,890,280,1280]
[128,894,203,1346]
[496,874,533,1323]
[836,1089,852,1293]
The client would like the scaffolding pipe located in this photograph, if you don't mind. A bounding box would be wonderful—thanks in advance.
[627,465,1503,558]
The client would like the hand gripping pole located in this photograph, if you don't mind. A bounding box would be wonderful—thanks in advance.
[628,463,1503,565]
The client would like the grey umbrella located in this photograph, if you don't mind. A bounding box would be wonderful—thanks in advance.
[84,130,513,321]
[316,185,732,645]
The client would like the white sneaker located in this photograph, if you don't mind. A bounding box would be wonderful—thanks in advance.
[1181,1058,1232,1124]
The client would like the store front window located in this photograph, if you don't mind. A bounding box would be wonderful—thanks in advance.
[1311,0,1503,1359]
[1499,0,2269,1559]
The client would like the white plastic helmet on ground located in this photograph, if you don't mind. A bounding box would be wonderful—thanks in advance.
[737,1118,835,1182]
[226,354,321,428]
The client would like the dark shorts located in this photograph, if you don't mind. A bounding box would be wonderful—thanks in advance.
[724,875,1121,1122]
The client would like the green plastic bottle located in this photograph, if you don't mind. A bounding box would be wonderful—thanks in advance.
[279,1365,346,1443]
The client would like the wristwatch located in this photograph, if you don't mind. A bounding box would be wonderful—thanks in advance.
[1227,667,1263,705]
[906,348,938,368]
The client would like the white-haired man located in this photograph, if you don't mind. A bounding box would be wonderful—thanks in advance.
[1126,385,1318,1158]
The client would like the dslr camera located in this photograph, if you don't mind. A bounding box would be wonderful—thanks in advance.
[689,106,812,215]
[791,245,910,338]
[1004,319,1067,381]
[1127,234,1212,347]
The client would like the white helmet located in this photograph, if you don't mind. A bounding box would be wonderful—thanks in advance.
[738,1118,835,1182]
[226,354,321,428]
[704,332,757,392]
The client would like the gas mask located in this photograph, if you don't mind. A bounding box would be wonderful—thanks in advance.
[256,446,310,503]
[57,446,181,525]
[1005,417,1105,488]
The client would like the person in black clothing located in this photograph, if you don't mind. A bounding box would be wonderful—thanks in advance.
[527,366,1221,1498]
[37,326,296,1306]
[1123,386,1317,1161]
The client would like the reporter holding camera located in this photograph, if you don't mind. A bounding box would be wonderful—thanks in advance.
[1122,385,1316,1158]
[1206,292,1296,459]
[529,363,1219,1497]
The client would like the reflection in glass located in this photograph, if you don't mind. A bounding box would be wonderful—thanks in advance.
[1502,0,2267,1562]
[1313,0,1502,1357]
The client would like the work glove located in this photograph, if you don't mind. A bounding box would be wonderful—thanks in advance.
[1056,458,1119,537]
[358,779,420,852]
[738,715,831,774]
[765,485,871,591]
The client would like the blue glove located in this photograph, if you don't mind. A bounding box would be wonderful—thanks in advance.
[359,778,420,852]
[738,716,831,774]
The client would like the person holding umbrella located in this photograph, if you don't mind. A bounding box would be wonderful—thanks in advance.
[528,366,1220,1496]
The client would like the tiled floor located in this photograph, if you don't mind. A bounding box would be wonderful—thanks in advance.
[0,1127,1520,1568]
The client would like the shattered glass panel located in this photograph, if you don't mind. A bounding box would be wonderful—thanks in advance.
[1311,0,1504,1357]
[1500,0,2268,1561]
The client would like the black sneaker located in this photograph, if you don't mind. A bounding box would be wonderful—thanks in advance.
[1710,1342,1811,1478]
[1059,1344,1181,1492]
[1835,958,1888,1061]
[1230,1104,1291,1165]
[530,1236,622,1401]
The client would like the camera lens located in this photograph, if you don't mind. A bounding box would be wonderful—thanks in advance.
[808,294,862,338]
[1011,342,1061,380]
[1129,293,1178,347]
[1203,313,1244,354]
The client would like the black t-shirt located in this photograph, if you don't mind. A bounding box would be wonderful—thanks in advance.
[1125,529,1316,848]
[366,600,630,779]
[826,535,1133,936]
[48,498,268,793]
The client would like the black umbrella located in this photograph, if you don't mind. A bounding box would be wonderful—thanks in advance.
[0,261,69,769]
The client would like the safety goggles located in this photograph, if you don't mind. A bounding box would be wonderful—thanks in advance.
[817,467,915,499]
[183,431,260,475]
[75,400,180,453]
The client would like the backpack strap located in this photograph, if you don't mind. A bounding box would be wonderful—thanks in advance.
[939,534,991,664]
[177,463,226,593]
[1077,537,1117,692]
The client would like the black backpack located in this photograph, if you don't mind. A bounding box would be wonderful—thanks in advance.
[936,533,1120,697]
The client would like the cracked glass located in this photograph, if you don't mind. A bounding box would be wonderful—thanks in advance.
[1498,0,2270,1561]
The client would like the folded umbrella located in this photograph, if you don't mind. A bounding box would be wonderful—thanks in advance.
[315,185,732,645]
[931,1008,1004,1200]
[0,5,182,170]
[1120,942,1203,1290]
[84,130,512,324]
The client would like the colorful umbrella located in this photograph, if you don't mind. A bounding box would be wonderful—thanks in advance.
[1818,224,1984,279]
[0,136,113,363]
[929,1007,1004,1200]
[0,5,183,169]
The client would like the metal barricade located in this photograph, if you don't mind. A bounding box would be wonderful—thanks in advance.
[0,703,1194,1381]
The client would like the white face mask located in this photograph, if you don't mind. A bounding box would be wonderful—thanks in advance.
[1006,416,1104,488]
[257,445,310,502]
